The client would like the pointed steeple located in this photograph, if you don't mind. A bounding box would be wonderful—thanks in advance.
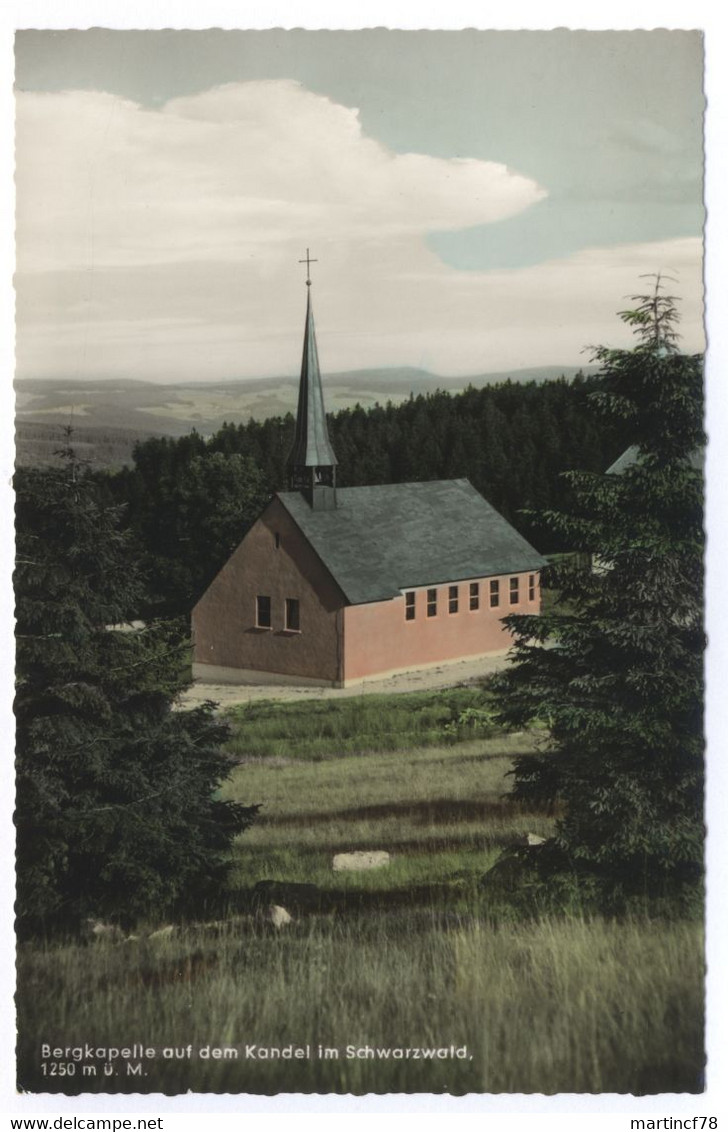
[286,252,338,510]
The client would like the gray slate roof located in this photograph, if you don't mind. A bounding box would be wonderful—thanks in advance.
[606,445,705,475]
[278,479,546,605]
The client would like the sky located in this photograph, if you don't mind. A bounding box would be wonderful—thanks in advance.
[13,28,706,382]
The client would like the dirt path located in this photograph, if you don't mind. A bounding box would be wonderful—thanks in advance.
[179,650,513,710]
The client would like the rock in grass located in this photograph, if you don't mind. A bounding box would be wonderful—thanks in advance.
[332,850,391,872]
[513,832,547,848]
[268,904,294,929]
[84,919,125,943]
[526,833,547,846]
[148,924,176,940]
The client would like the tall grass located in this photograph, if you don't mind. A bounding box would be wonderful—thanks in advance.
[223,688,496,761]
[16,691,704,1096]
[17,915,703,1095]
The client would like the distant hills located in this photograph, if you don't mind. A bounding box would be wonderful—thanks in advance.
[15,365,594,468]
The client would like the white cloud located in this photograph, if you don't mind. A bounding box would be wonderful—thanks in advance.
[15,82,704,381]
[16,81,545,273]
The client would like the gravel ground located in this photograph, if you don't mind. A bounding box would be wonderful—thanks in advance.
[178,650,513,710]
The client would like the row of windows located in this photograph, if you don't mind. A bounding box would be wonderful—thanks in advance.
[256,577,536,629]
[404,576,536,621]
[256,595,300,632]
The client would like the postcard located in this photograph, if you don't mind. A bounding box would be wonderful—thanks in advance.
[6,9,725,1123]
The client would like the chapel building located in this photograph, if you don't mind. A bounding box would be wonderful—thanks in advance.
[192,269,546,687]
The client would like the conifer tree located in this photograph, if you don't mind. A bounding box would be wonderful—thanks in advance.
[15,440,258,934]
[491,278,704,909]
[113,443,269,618]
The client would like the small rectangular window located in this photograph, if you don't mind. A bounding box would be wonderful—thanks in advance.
[274,532,281,549]
[427,588,437,617]
[449,585,459,614]
[256,595,272,628]
[405,592,416,621]
[510,577,520,605]
[490,580,500,608]
[470,582,480,610]
[529,574,536,601]
[285,598,300,632]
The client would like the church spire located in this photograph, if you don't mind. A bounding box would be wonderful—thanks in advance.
[286,250,338,510]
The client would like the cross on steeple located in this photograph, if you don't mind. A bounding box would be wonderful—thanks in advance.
[298,247,318,287]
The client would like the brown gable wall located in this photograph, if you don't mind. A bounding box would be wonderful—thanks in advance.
[192,497,345,683]
[342,571,540,682]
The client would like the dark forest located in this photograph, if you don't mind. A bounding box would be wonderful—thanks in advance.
[101,373,628,617]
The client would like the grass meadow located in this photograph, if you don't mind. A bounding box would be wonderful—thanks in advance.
[16,690,705,1096]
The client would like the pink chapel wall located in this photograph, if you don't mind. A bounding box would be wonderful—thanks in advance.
[341,572,540,683]
[192,497,345,684]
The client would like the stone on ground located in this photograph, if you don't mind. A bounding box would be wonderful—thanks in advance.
[84,919,125,943]
[332,850,390,872]
[268,904,294,928]
[148,924,176,940]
